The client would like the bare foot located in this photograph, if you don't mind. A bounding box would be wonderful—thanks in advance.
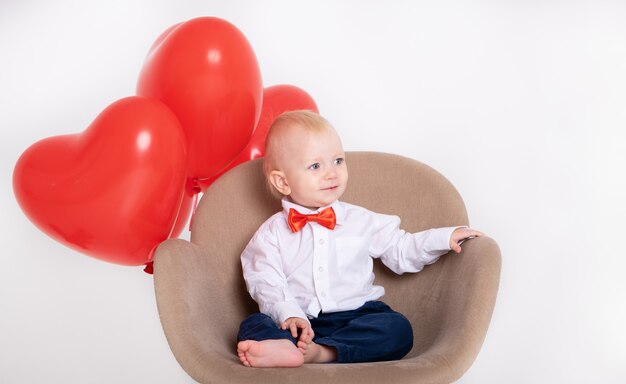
[302,342,337,364]
[237,339,304,368]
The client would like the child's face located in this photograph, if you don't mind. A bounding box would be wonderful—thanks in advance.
[271,126,348,210]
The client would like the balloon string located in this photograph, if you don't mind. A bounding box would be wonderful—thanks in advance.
[188,179,201,232]
[145,177,201,276]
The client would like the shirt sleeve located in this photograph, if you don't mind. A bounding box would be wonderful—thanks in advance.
[369,213,463,275]
[240,226,308,325]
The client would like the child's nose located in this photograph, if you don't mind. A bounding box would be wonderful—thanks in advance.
[325,169,337,179]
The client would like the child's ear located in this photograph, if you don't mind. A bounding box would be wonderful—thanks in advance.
[268,170,291,196]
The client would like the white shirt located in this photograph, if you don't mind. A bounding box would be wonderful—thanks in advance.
[241,198,459,325]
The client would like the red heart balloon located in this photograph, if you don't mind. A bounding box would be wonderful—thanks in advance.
[197,84,318,190]
[244,84,319,161]
[13,96,187,266]
[137,17,263,188]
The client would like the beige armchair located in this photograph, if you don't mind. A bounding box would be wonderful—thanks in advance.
[153,152,501,383]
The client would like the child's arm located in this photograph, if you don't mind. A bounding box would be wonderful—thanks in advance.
[241,229,308,325]
[369,213,483,274]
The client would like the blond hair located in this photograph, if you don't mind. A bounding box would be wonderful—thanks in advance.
[263,110,334,178]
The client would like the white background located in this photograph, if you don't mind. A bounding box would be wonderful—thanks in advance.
[1,1,625,383]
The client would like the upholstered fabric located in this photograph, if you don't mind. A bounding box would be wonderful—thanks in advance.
[153,152,501,383]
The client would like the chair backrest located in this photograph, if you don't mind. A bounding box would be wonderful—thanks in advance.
[189,151,468,320]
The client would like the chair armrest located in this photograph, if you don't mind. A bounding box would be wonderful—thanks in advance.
[425,235,502,380]
[153,240,210,351]
[154,238,261,382]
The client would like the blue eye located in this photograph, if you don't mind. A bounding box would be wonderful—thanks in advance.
[309,163,320,170]
[334,158,344,166]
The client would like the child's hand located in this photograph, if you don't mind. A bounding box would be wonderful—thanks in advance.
[450,227,484,253]
[281,317,314,343]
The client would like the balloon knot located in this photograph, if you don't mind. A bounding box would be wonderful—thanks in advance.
[191,178,202,194]
[143,261,154,275]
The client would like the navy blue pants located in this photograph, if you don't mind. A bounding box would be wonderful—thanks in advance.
[237,301,413,363]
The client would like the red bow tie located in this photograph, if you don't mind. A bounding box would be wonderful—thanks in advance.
[288,207,337,233]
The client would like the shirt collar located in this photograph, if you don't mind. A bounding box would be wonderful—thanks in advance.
[281,198,345,226]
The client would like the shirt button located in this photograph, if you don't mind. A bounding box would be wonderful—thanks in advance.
[318,266,324,272]
[319,239,325,245]
[321,292,327,297]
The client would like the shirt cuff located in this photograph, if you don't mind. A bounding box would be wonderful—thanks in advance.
[424,225,467,264]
